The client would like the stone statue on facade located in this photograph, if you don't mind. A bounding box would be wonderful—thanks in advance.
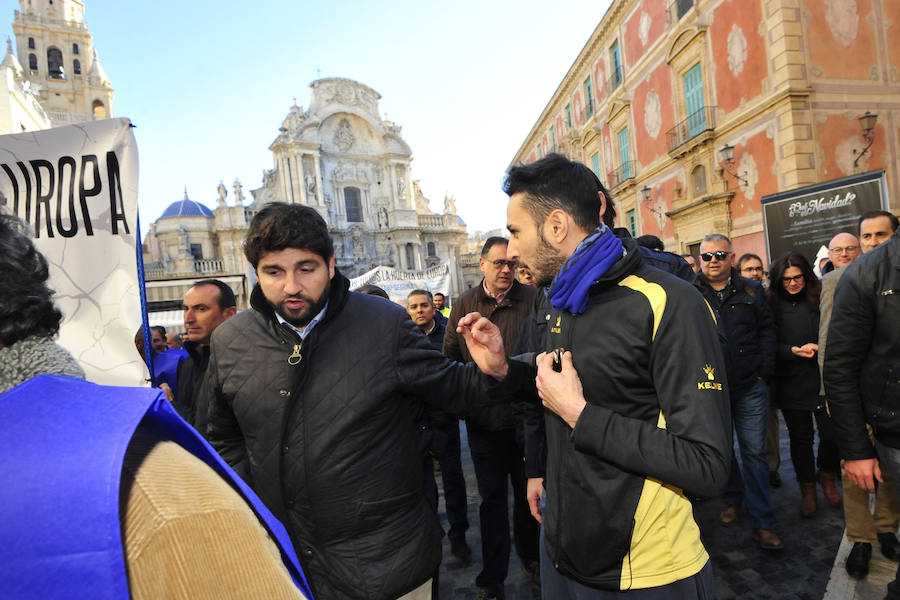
[305,173,317,195]
[443,193,457,215]
[216,181,227,206]
[397,180,405,199]
[233,179,244,205]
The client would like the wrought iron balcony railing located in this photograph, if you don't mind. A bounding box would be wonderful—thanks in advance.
[608,161,635,189]
[666,106,716,152]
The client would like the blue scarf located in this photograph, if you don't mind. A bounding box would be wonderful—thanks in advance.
[0,375,314,600]
[549,225,624,314]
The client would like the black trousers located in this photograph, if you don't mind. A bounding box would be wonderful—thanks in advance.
[467,424,540,590]
[435,420,469,544]
[781,407,840,483]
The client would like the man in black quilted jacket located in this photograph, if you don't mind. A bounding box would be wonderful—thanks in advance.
[203,202,510,600]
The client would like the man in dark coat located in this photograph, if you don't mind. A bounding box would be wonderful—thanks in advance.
[203,203,510,600]
[174,279,236,428]
[443,237,539,600]
[826,226,900,599]
[406,289,470,562]
[695,233,781,550]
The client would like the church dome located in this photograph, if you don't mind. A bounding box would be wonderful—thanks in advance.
[159,189,213,219]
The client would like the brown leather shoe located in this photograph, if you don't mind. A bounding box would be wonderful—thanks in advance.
[720,504,740,526]
[753,528,784,550]
[800,482,818,517]
[818,471,842,507]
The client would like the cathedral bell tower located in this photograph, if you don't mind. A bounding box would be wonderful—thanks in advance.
[11,0,113,126]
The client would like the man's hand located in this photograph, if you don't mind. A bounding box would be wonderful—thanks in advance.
[791,343,818,359]
[536,350,586,428]
[527,477,544,523]
[845,458,883,492]
[457,312,508,378]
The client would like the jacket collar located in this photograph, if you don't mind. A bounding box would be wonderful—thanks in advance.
[475,278,527,306]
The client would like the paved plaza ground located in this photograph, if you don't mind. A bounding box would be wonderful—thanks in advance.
[433,419,896,599]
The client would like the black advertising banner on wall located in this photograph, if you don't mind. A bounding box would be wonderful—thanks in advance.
[761,170,888,265]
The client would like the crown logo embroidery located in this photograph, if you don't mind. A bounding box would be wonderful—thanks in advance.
[555,316,561,327]
[704,364,715,380]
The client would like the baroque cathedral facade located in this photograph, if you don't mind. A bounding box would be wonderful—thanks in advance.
[142,78,471,330]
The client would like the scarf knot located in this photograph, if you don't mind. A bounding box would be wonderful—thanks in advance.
[549,225,624,314]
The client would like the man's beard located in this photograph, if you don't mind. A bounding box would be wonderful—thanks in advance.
[276,281,330,328]
[532,231,568,288]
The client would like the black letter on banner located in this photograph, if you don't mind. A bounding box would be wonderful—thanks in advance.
[106,151,129,235]
[78,154,99,236]
[1,164,20,216]
[16,162,33,224]
[29,159,55,238]
[56,155,78,238]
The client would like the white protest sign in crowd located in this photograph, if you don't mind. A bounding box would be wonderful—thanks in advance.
[0,118,145,386]
[349,263,452,303]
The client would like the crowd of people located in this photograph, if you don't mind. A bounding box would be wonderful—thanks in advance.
[1,152,899,600]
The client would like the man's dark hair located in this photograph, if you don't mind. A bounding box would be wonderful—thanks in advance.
[407,289,433,303]
[635,235,664,251]
[192,279,237,310]
[858,210,899,233]
[737,253,763,268]
[0,214,63,346]
[503,153,617,231]
[244,202,334,268]
[355,284,390,300]
[151,325,167,338]
[481,236,508,258]
[434,292,445,299]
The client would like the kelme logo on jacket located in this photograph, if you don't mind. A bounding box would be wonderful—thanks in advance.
[698,364,722,390]
[550,315,562,335]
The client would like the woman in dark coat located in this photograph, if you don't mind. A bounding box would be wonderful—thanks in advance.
[767,251,841,517]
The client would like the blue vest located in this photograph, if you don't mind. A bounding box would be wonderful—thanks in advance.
[0,375,314,599]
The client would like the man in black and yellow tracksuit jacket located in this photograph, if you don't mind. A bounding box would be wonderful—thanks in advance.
[504,152,732,597]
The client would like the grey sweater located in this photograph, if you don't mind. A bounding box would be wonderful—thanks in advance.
[0,335,85,393]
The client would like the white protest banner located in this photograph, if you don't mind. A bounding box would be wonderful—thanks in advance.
[349,263,452,303]
[0,118,145,386]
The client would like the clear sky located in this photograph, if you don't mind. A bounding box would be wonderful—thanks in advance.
[5,0,612,234]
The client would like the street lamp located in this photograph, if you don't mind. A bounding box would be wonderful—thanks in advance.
[718,143,748,187]
[640,185,652,201]
[853,111,878,168]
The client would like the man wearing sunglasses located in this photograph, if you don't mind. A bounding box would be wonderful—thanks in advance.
[442,236,539,600]
[696,234,781,550]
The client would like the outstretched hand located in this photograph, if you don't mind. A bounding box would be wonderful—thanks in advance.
[457,312,508,379]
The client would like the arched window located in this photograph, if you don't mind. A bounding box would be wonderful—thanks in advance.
[92,100,107,119]
[691,164,707,196]
[73,59,81,75]
[28,53,37,71]
[427,242,436,257]
[27,38,35,50]
[344,186,362,222]
[47,47,64,79]
[72,43,79,55]
[405,244,416,270]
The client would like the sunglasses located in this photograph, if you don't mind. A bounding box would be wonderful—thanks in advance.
[700,251,730,262]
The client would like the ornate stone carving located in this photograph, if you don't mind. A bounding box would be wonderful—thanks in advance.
[639,12,652,46]
[727,25,748,75]
[643,91,662,139]
[233,179,244,204]
[825,0,858,48]
[334,118,355,151]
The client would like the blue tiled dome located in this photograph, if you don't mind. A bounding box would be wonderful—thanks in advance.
[159,189,213,219]
[456,215,466,225]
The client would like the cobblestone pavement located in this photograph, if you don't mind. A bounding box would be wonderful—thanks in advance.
[434,417,865,600]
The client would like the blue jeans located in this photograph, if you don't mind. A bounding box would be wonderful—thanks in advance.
[723,379,775,529]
